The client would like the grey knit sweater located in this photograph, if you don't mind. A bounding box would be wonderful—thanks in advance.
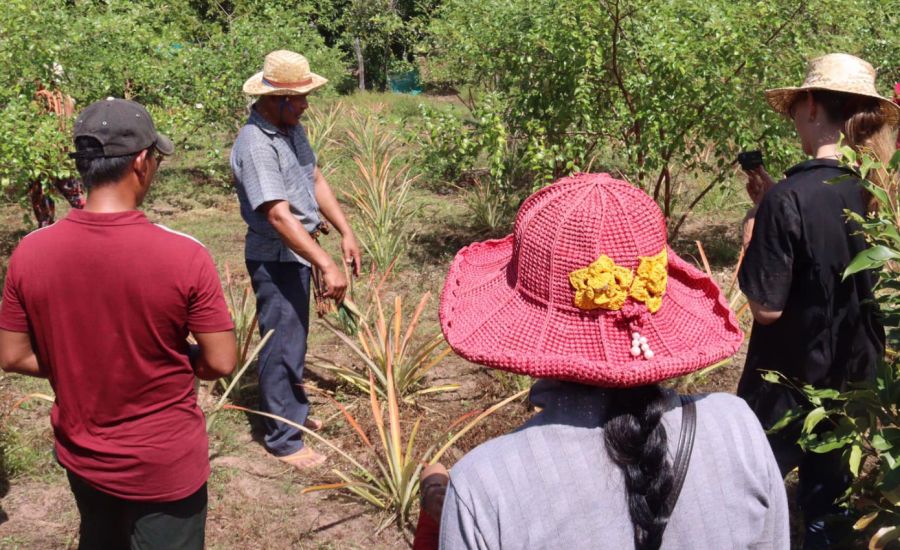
[439,380,789,549]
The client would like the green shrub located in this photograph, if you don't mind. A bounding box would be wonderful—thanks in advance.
[0,98,75,217]
[423,0,900,232]
[0,0,347,208]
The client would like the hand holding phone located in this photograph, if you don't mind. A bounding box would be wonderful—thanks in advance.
[737,150,764,171]
[737,150,775,205]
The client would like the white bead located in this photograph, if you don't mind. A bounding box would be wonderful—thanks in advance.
[639,337,648,345]
[632,332,641,341]
[640,343,649,352]
[630,347,641,357]
[644,350,655,359]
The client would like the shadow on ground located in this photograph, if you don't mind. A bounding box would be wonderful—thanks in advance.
[410,217,510,265]
[671,217,742,272]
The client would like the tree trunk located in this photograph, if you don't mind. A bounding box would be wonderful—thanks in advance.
[384,42,390,92]
[354,37,365,91]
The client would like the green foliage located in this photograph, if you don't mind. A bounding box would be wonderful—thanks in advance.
[842,149,900,352]
[768,150,900,546]
[340,108,420,271]
[0,99,75,205]
[343,108,402,166]
[316,0,441,91]
[0,0,346,207]
[423,0,900,229]
[304,101,345,175]
[348,154,418,271]
[417,104,477,183]
[2,391,58,480]
[463,177,517,233]
[417,98,521,231]
[309,291,457,402]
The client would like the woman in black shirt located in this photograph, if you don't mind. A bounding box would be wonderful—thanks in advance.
[738,53,897,549]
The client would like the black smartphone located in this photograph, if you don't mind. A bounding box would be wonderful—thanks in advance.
[737,150,764,171]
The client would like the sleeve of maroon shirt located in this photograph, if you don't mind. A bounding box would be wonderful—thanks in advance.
[0,251,30,333]
[187,248,235,333]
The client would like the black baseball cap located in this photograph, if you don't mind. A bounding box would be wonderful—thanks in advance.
[69,98,174,159]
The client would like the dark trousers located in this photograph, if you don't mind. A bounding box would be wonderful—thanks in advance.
[768,430,852,549]
[247,260,312,457]
[66,471,206,550]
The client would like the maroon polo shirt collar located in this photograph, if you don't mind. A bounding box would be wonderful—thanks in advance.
[65,209,150,226]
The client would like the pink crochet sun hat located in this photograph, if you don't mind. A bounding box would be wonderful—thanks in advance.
[439,173,744,387]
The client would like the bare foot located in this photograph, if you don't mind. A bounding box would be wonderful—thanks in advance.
[278,447,326,470]
[304,417,323,432]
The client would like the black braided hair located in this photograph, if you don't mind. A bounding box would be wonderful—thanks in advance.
[603,384,674,550]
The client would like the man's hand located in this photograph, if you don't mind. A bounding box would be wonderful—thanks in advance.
[745,166,775,206]
[340,233,362,277]
[321,261,349,303]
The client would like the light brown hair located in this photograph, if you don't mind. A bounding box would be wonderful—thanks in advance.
[805,90,898,208]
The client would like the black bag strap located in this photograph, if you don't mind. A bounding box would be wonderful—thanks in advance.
[665,395,697,519]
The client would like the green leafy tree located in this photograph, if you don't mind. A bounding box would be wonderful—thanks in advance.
[0,0,346,209]
[311,0,441,91]
[424,0,899,233]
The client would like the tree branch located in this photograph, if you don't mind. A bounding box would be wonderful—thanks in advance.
[670,170,728,239]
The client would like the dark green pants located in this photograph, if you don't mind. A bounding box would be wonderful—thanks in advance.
[66,470,207,550]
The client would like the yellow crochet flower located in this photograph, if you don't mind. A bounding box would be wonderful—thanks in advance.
[629,249,668,313]
[569,255,634,311]
[569,249,668,313]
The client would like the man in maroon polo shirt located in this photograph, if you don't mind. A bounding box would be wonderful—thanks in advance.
[0,98,237,549]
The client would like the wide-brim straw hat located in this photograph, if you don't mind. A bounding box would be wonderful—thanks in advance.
[439,174,744,388]
[243,50,328,96]
[766,53,900,126]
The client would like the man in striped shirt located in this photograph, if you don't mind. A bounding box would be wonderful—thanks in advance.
[232,50,361,469]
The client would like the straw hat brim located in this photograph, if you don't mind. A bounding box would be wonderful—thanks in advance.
[242,71,329,96]
[765,86,900,126]
[438,236,744,388]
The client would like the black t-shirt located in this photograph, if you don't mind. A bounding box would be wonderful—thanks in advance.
[737,159,885,429]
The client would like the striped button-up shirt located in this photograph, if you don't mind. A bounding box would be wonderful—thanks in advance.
[231,108,321,265]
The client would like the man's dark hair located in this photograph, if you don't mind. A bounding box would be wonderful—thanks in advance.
[73,137,139,190]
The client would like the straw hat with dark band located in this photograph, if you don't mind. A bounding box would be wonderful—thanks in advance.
[765,53,900,126]
[243,50,328,96]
